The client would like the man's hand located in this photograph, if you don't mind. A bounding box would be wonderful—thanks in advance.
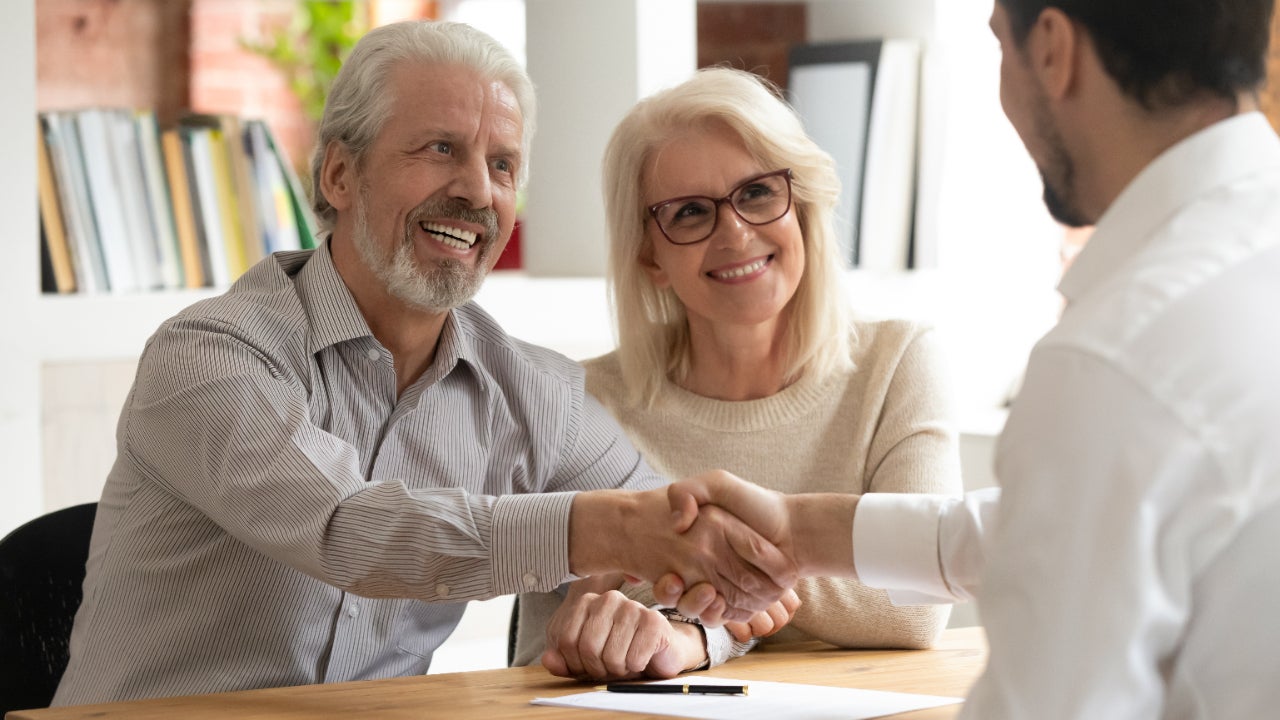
[657,471,859,621]
[569,476,798,622]
[541,585,707,680]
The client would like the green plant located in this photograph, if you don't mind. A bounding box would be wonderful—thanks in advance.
[242,1,369,121]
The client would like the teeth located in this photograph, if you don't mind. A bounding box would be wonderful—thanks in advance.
[421,222,478,250]
[711,258,768,280]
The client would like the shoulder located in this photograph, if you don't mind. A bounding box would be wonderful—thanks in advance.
[847,316,937,366]
[156,253,309,350]
[454,302,587,387]
[580,351,626,409]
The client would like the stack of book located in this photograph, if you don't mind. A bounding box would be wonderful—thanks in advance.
[36,109,317,294]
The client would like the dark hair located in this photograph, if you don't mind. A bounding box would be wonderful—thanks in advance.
[997,0,1274,109]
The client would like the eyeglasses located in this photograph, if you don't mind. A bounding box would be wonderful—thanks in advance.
[647,168,793,245]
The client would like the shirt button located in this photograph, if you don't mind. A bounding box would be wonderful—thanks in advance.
[347,604,360,618]
[436,583,450,599]
[522,572,538,588]
[366,348,380,361]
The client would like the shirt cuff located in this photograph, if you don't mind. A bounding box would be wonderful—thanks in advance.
[853,493,954,604]
[491,491,577,595]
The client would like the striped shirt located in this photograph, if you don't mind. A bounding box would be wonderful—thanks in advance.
[54,242,662,705]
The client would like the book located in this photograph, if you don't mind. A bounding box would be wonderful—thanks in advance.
[160,128,208,288]
[789,39,922,271]
[41,112,108,294]
[223,115,267,268]
[105,108,164,291]
[183,125,232,288]
[244,119,302,254]
[74,108,138,292]
[36,118,77,293]
[260,123,317,249]
[134,111,185,289]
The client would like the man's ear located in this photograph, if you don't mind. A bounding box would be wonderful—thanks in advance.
[319,141,356,212]
[1029,8,1080,101]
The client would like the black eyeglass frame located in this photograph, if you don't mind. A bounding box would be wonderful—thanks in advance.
[646,168,794,246]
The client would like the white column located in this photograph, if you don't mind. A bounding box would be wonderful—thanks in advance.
[522,0,695,277]
[0,0,42,536]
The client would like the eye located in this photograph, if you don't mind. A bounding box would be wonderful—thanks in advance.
[739,183,774,201]
[672,201,710,221]
[429,141,452,155]
[493,157,514,174]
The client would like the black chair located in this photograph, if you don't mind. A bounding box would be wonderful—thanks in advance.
[0,502,97,715]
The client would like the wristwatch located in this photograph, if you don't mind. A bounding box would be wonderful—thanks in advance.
[658,608,711,671]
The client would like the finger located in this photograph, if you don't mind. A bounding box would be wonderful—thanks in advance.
[652,573,686,607]
[549,593,593,677]
[623,610,669,676]
[578,594,624,679]
[781,588,802,615]
[696,594,729,627]
[747,609,777,638]
[541,648,570,677]
[674,582,717,618]
[724,620,753,643]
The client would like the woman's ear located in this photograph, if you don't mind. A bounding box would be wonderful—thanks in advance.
[638,239,671,289]
[319,141,355,213]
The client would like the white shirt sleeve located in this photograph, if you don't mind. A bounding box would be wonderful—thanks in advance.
[853,488,1000,604]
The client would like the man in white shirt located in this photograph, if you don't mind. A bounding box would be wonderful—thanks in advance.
[662,0,1280,716]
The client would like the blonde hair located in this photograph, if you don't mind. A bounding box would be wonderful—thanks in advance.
[603,67,852,406]
[311,20,536,233]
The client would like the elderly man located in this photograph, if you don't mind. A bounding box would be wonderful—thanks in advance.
[666,0,1280,717]
[52,21,793,706]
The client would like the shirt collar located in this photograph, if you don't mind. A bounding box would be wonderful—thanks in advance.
[292,237,490,391]
[1059,112,1280,304]
[292,237,377,354]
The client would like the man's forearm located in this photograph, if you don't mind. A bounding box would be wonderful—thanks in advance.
[785,494,859,578]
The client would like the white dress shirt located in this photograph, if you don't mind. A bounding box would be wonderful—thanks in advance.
[855,112,1280,719]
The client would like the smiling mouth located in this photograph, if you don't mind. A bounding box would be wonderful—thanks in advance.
[708,255,771,280]
[421,221,479,250]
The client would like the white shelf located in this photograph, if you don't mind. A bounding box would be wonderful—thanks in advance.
[35,290,220,362]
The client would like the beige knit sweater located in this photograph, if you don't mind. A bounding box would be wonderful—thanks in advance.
[514,318,961,666]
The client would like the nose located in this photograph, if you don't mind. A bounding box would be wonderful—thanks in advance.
[448,155,493,209]
[711,200,752,248]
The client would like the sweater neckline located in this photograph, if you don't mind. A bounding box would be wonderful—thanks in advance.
[656,367,841,432]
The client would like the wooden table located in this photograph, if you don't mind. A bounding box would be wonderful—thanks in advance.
[8,627,986,720]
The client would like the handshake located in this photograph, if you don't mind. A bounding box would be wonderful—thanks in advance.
[553,471,861,679]
[569,470,861,626]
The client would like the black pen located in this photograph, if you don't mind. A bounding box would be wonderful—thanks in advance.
[597,682,749,695]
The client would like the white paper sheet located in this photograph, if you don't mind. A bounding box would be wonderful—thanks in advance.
[531,675,962,720]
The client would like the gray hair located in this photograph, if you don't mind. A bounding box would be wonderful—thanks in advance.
[310,20,537,233]
[603,67,852,406]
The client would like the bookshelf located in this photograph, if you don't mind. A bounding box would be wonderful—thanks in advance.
[4,0,1076,538]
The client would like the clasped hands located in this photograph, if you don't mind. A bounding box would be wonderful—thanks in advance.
[554,470,852,679]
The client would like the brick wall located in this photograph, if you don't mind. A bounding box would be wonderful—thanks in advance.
[37,0,191,125]
[189,0,311,176]
[697,2,806,92]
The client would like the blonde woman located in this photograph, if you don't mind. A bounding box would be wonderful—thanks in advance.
[515,67,961,679]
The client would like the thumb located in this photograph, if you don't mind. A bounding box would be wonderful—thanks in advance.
[668,484,702,533]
